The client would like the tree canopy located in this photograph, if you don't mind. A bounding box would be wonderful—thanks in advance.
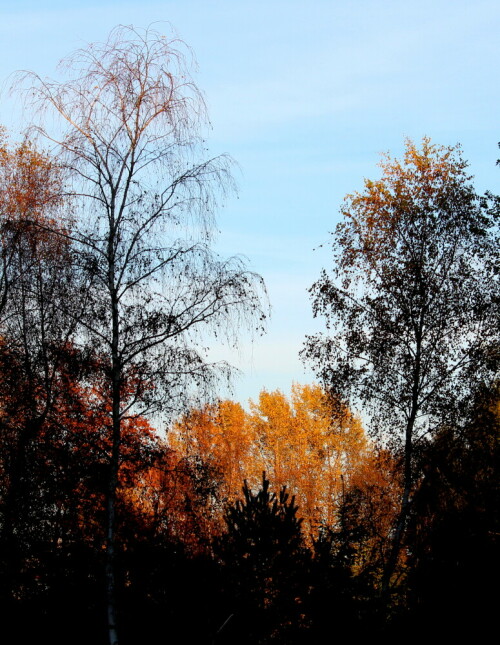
[302,137,499,589]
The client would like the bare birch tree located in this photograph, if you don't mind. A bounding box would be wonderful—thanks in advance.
[16,25,266,644]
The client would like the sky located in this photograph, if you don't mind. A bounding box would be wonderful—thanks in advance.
[1,0,499,409]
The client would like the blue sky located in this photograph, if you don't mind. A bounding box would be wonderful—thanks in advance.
[1,0,499,408]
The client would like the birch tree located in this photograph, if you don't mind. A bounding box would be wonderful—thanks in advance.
[17,25,266,644]
[302,138,499,593]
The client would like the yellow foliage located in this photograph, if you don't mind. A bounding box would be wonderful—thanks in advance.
[170,383,371,540]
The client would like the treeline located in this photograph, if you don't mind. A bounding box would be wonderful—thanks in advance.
[0,24,499,645]
[0,376,498,642]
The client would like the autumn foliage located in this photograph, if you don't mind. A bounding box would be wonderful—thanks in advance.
[169,384,378,540]
[0,44,500,645]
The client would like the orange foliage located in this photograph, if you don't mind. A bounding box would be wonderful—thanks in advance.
[338,137,472,271]
[344,448,402,577]
[0,128,64,225]
[169,384,377,540]
[120,445,224,553]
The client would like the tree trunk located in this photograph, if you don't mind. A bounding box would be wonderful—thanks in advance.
[381,333,422,595]
[105,233,121,645]
[381,419,413,594]
[105,356,121,645]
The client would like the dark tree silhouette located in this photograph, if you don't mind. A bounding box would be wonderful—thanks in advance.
[216,473,311,644]
[302,138,499,592]
[16,25,267,644]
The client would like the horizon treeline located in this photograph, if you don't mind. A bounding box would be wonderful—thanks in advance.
[0,24,499,645]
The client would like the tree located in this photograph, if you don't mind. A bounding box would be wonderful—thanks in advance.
[248,384,367,535]
[0,132,88,596]
[17,25,266,644]
[170,384,369,540]
[0,128,65,316]
[216,473,311,643]
[302,138,499,592]
[170,398,250,511]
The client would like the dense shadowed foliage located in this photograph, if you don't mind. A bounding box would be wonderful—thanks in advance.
[214,473,312,644]
[405,385,500,639]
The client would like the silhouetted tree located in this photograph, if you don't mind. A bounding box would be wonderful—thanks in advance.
[302,138,499,592]
[0,134,92,610]
[17,24,266,643]
[216,473,311,644]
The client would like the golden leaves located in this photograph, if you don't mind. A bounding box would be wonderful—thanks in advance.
[169,384,371,540]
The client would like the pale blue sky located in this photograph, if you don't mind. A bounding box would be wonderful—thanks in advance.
[1,1,499,408]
